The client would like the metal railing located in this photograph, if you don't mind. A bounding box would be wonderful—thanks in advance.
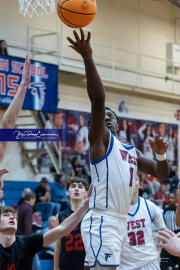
[6,24,180,95]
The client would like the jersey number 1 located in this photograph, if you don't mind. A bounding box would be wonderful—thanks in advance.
[129,167,134,187]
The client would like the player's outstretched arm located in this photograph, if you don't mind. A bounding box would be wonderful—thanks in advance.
[54,215,61,270]
[43,183,93,247]
[0,53,31,164]
[0,168,9,190]
[157,230,180,257]
[137,134,169,179]
[67,29,108,156]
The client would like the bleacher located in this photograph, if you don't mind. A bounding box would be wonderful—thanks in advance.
[3,180,56,270]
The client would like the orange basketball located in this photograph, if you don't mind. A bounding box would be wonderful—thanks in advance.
[57,0,97,28]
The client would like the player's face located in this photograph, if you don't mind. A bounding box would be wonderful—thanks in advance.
[0,212,17,233]
[67,182,86,201]
[105,109,118,135]
[168,194,176,208]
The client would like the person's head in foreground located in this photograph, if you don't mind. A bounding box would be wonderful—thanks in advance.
[66,177,89,202]
[0,206,18,234]
[133,171,144,194]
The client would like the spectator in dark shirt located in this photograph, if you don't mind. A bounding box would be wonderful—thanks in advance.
[155,183,168,206]
[51,175,70,211]
[72,156,83,176]
[35,177,60,221]
[18,188,32,205]
[16,192,41,270]
[61,151,75,178]
[160,193,180,270]
[0,40,8,55]
[41,216,56,259]
[16,192,36,236]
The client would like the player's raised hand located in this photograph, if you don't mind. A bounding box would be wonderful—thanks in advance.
[83,183,93,209]
[157,230,180,257]
[0,168,9,190]
[21,53,31,86]
[67,28,92,60]
[148,134,168,155]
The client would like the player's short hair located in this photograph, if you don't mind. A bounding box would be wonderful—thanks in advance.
[87,107,119,128]
[137,171,145,183]
[66,177,89,191]
[168,192,176,198]
[0,206,18,221]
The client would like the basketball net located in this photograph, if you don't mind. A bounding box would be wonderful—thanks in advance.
[18,0,55,17]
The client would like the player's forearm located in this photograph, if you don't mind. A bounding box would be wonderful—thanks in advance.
[83,57,105,103]
[154,160,170,179]
[43,202,88,246]
[176,203,180,227]
[1,82,27,129]
[54,243,60,270]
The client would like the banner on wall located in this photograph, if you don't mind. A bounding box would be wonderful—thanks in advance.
[0,55,58,113]
[38,109,178,173]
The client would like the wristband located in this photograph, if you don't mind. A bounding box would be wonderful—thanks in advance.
[155,153,167,161]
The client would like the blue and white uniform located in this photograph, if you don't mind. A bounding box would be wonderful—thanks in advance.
[120,197,165,270]
[81,131,138,267]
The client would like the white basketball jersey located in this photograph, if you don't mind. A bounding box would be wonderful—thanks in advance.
[121,197,164,269]
[89,132,138,215]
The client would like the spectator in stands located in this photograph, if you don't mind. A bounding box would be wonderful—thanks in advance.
[72,156,83,176]
[145,174,161,196]
[0,190,5,206]
[83,162,91,184]
[54,177,88,270]
[16,192,36,235]
[61,151,75,178]
[155,183,168,206]
[51,175,70,211]
[168,161,178,180]
[160,193,180,270]
[16,192,41,270]
[163,179,171,196]
[0,40,8,55]
[35,177,61,221]
[72,156,89,182]
[139,179,151,199]
[18,188,32,205]
[41,216,56,259]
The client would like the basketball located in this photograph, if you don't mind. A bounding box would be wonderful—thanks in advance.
[57,0,97,28]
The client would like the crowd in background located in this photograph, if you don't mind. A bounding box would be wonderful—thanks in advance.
[0,39,8,55]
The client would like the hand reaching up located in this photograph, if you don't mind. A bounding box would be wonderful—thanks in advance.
[0,168,9,190]
[67,28,92,61]
[149,134,168,155]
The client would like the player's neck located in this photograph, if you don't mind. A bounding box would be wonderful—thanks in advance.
[70,199,84,211]
[131,193,139,205]
[0,232,16,248]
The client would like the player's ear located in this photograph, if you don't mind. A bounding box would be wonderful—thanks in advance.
[140,182,144,189]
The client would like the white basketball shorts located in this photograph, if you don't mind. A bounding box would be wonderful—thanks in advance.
[81,208,127,268]
[135,259,160,270]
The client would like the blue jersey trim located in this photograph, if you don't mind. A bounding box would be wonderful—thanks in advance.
[94,186,96,207]
[89,214,96,258]
[95,164,100,182]
[90,132,114,165]
[128,196,140,216]
[144,198,152,221]
[96,216,103,260]
[106,158,109,209]
[85,261,89,264]
[122,143,134,150]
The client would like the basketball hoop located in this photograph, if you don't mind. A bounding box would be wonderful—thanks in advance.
[18,0,55,17]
